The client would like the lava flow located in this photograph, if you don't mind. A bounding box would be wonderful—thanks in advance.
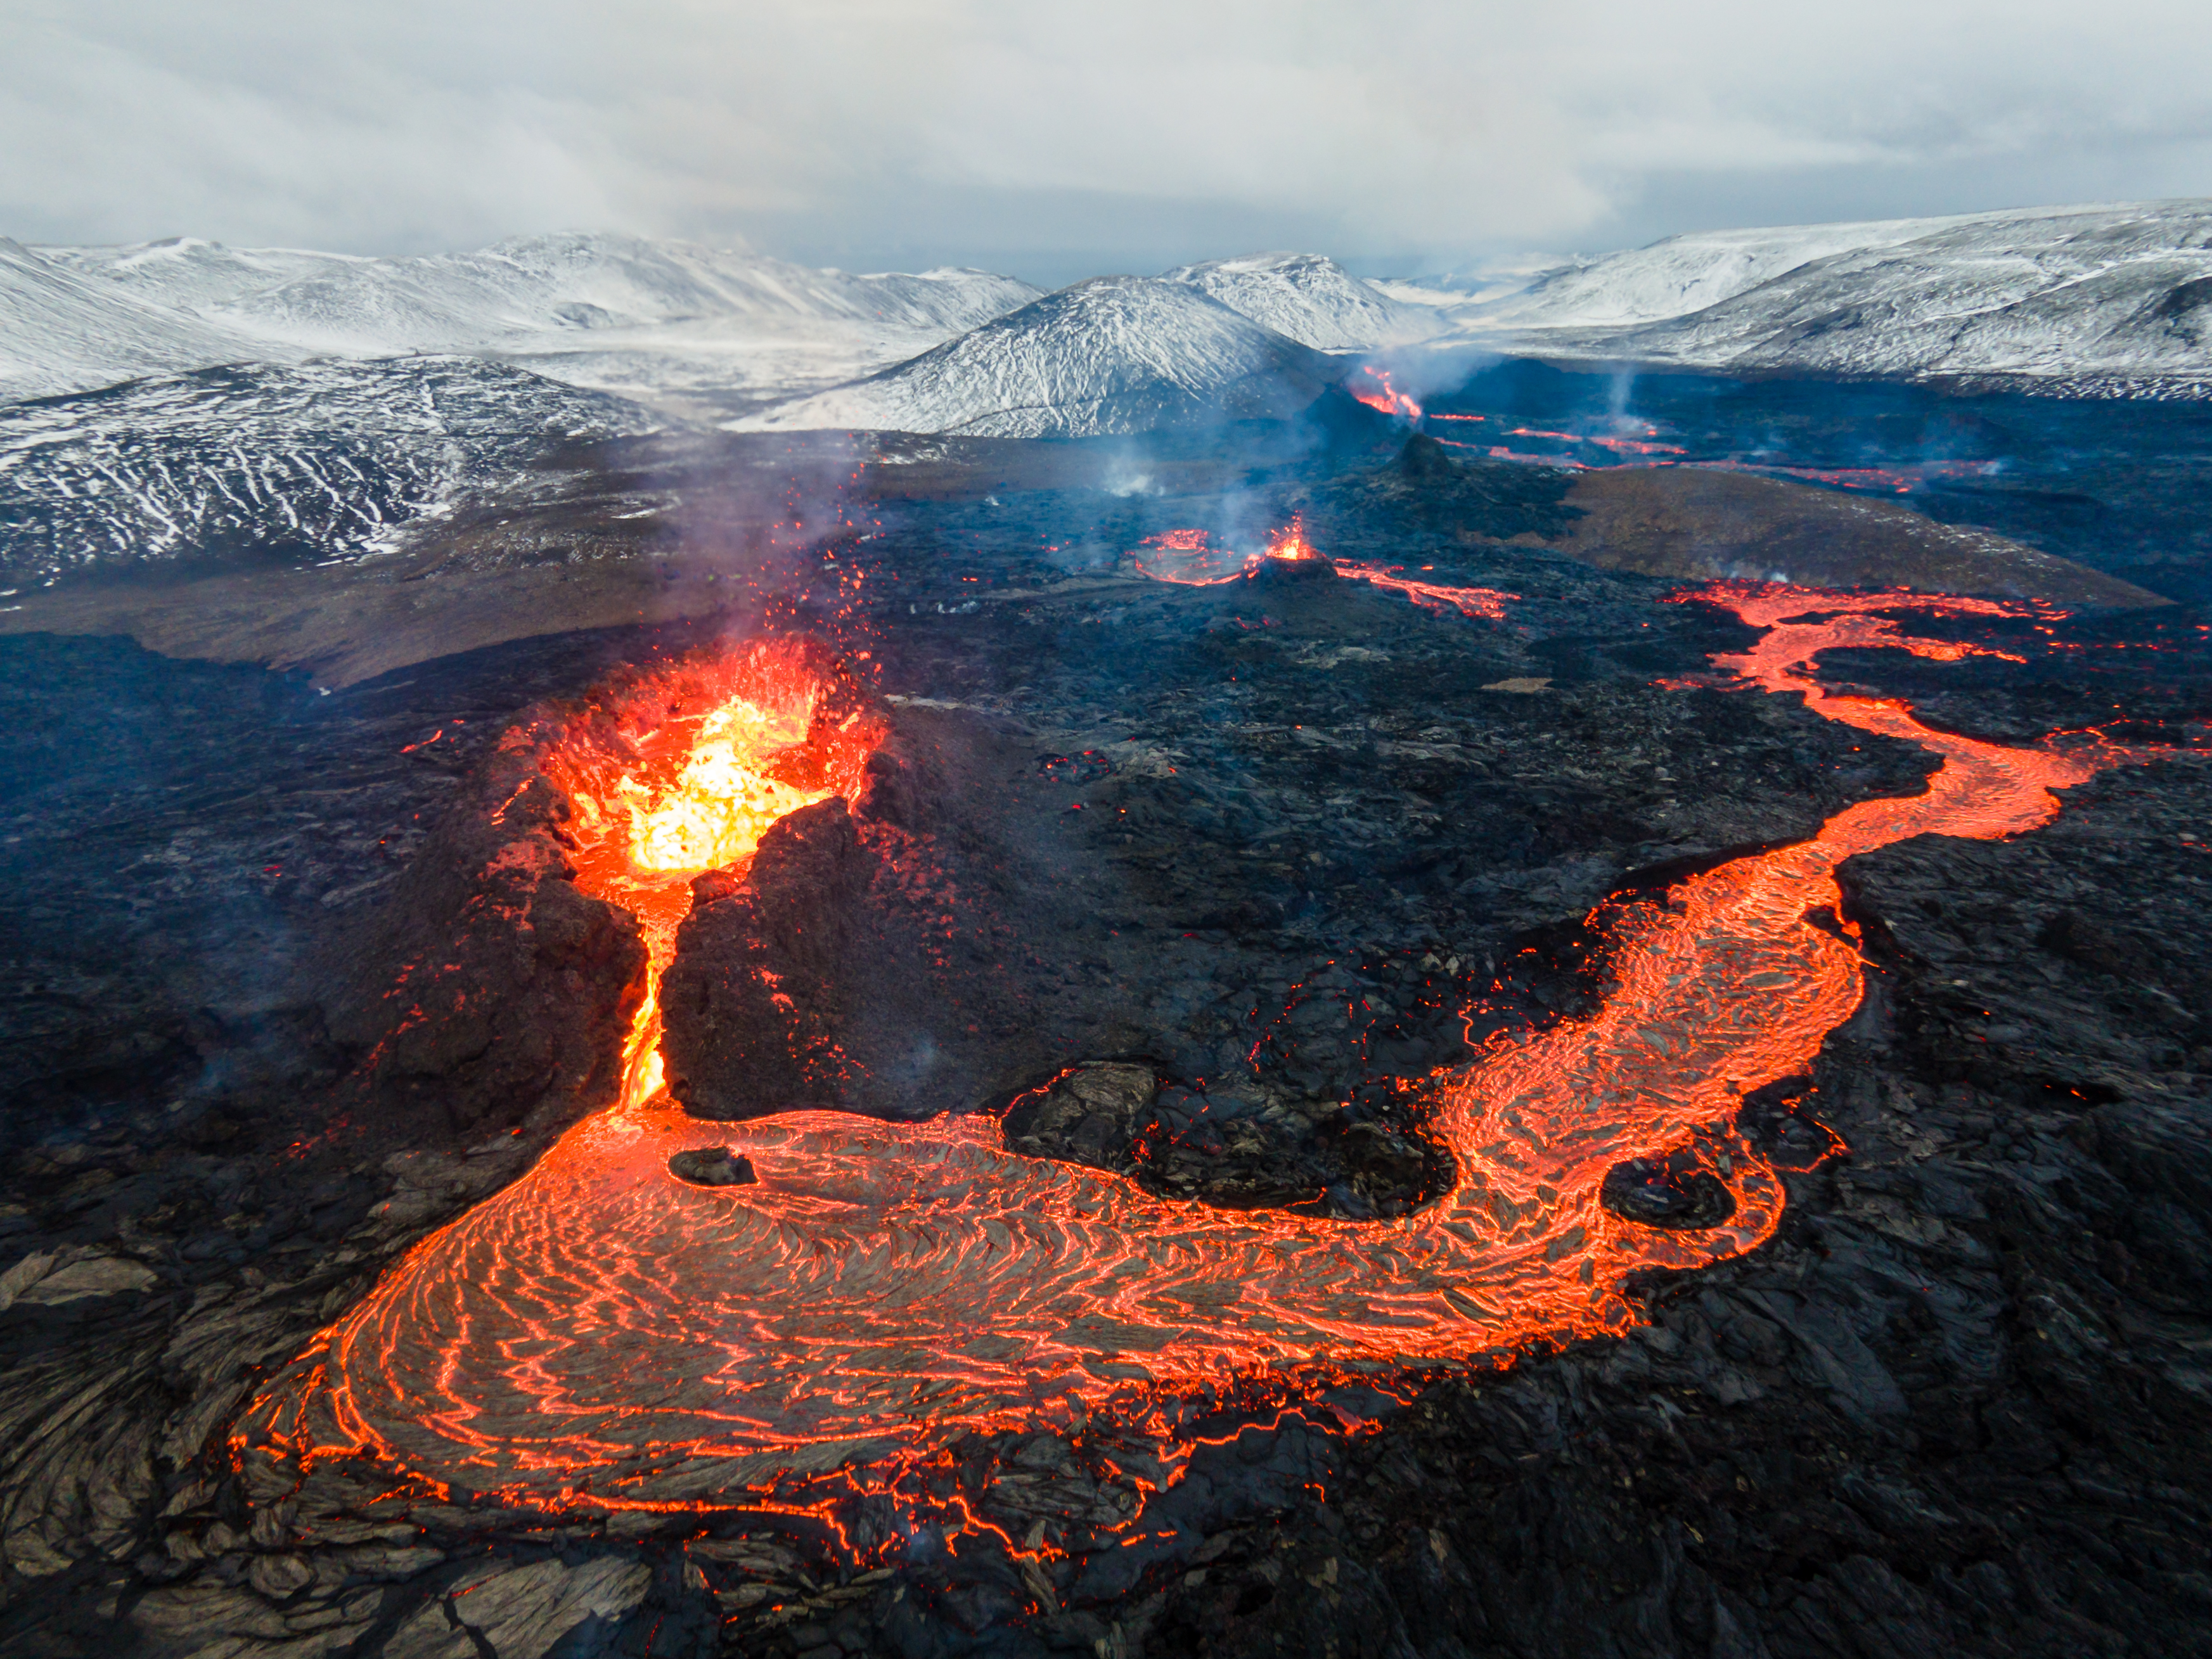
[246,587,2147,1549]
[1132,523,1515,618]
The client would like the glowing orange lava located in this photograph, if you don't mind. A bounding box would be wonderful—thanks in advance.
[1263,514,1322,561]
[1332,561,1517,621]
[244,588,2149,1552]
[1130,528,1248,586]
[1131,523,1515,621]
[1349,367,1422,421]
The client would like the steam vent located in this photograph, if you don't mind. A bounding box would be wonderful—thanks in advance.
[4,222,2211,1659]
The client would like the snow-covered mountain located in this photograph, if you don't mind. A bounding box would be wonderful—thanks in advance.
[0,238,280,404]
[6,234,1043,414]
[0,233,1048,586]
[1160,252,1436,351]
[51,233,1038,355]
[1407,200,2212,391]
[0,357,649,588]
[743,276,1338,438]
[1447,213,2015,332]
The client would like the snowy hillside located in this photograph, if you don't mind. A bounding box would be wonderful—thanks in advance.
[1415,200,2212,390]
[53,233,1039,355]
[8,234,1041,414]
[0,357,650,588]
[741,276,1337,438]
[1451,212,2014,331]
[0,239,280,404]
[1161,252,1436,350]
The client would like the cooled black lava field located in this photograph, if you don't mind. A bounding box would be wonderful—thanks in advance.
[2,371,2210,1659]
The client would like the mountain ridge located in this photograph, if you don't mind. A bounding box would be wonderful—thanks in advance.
[1397,198,2212,391]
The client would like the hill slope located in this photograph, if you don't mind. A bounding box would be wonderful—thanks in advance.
[9,235,1041,413]
[0,357,651,587]
[1161,252,1436,350]
[745,277,1340,437]
[1403,200,2212,393]
[0,240,277,404]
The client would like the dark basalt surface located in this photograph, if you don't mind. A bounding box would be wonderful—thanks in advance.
[0,416,2208,1658]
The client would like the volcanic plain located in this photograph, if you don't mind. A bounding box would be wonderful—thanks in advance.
[1,382,2209,1659]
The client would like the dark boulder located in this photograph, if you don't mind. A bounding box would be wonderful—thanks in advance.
[1396,431,1460,481]
[669,1146,756,1186]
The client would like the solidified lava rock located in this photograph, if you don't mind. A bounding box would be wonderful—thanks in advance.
[1245,552,1337,588]
[998,1064,1446,1217]
[1315,432,1584,541]
[667,1146,755,1186]
[661,713,1161,1121]
[660,795,867,1115]
[1003,1062,1157,1172]
[1599,1150,1736,1229]
[323,743,648,1141]
[1396,430,1460,482]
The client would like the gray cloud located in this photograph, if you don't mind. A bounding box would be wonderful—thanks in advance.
[4,0,2208,279]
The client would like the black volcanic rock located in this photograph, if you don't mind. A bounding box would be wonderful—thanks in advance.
[323,723,647,1143]
[659,795,867,1117]
[1002,1061,1157,1173]
[1396,430,1460,481]
[660,715,1166,1121]
[667,1146,755,1186]
[1243,551,1337,589]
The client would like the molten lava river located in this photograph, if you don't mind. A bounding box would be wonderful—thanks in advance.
[248,584,2144,1546]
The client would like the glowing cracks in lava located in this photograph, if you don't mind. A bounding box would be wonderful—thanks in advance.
[1332,562,1516,622]
[245,592,2156,1560]
[1130,529,1247,586]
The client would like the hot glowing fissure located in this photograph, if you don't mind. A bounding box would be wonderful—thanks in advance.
[245,580,2147,1554]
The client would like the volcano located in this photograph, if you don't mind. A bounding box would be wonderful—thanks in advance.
[3,227,2211,1659]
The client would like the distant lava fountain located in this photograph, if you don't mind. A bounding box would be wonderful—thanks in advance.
[245,590,2148,1552]
[1349,366,1422,420]
[1133,521,1516,619]
[1261,513,1323,562]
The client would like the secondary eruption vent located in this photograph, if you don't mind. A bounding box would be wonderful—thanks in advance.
[1349,365,1422,421]
[1133,519,1515,618]
[242,588,2156,1558]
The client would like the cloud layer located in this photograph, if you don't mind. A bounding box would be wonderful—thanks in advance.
[5,0,2209,279]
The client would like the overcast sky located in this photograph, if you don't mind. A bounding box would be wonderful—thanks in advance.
[4,0,2208,284]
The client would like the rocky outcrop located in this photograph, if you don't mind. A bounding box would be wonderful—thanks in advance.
[660,715,1162,1121]
[323,733,647,1143]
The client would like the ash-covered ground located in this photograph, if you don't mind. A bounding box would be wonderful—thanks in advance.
[1,418,2208,1659]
